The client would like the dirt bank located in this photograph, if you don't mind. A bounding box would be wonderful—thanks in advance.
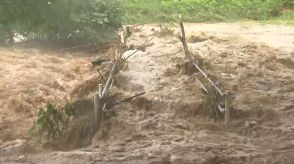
[1,23,294,164]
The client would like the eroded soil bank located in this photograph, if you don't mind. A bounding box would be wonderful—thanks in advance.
[1,23,294,164]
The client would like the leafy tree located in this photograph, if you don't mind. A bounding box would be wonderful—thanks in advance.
[0,0,123,44]
[283,0,294,8]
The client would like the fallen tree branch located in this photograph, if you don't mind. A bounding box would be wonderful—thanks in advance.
[122,36,155,61]
[108,91,146,108]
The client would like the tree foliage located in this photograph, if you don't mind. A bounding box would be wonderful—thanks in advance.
[283,0,294,8]
[0,0,123,44]
[31,102,75,141]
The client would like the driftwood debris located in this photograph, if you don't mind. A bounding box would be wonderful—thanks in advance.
[129,42,155,52]
[122,37,155,61]
[92,58,108,66]
[109,91,146,108]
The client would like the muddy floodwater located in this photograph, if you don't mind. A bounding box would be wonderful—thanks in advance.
[1,23,294,164]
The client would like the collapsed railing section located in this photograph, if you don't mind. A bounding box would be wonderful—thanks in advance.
[178,20,230,124]
[92,28,150,132]
[93,54,119,131]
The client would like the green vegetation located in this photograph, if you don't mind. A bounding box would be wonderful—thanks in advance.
[31,102,75,141]
[124,0,293,24]
[263,10,294,25]
[283,0,294,8]
[0,0,123,44]
[1,0,293,45]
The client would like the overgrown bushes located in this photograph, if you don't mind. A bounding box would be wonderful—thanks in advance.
[0,0,123,44]
[124,0,289,23]
[283,0,294,8]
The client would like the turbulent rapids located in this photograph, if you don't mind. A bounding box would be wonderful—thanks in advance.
[1,23,294,163]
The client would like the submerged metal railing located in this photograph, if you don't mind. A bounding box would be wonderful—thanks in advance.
[178,19,230,124]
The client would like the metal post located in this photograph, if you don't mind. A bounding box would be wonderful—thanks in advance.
[94,93,100,115]
[93,92,104,129]
[98,84,103,98]
[224,93,230,125]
